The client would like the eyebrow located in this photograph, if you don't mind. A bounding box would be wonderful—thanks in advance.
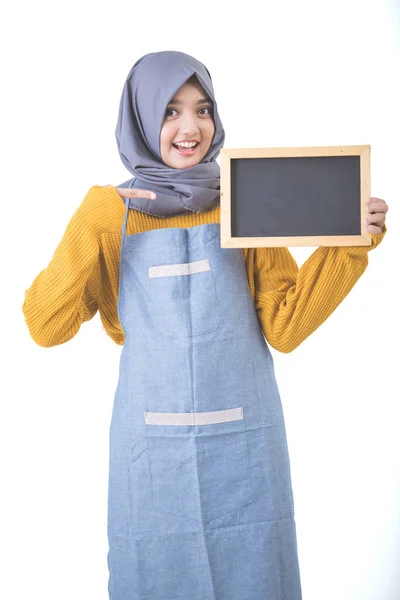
[167,97,212,106]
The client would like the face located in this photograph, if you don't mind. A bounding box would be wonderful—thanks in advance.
[160,77,215,169]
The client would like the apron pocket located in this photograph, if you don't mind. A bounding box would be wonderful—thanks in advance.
[144,407,253,523]
[149,258,220,338]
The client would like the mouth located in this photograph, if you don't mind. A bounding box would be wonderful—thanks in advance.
[172,142,200,156]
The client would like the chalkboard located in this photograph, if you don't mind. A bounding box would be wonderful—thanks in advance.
[220,145,371,247]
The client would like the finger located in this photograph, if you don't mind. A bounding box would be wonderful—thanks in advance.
[367,201,388,214]
[366,211,385,224]
[367,224,382,234]
[366,196,386,205]
[366,215,385,232]
[115,187,157,200]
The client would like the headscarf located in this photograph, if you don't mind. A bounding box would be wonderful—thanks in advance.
[115,50,225,217]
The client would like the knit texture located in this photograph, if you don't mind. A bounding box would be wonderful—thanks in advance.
[22,185,386,353]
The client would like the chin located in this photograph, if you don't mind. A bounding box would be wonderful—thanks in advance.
[168,156,201,169]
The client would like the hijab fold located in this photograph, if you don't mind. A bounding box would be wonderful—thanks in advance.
[115,51,225,217]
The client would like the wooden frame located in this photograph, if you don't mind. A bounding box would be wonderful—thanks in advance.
[220,145,371,247]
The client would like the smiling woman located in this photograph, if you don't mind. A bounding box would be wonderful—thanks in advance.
[21,49,388,600]
[160,74,215,169]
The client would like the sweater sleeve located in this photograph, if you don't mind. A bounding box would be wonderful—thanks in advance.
[22,185,125,347]
[254,226,387,353]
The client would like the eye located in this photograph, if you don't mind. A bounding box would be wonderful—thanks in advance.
[198,106,212,116]
[165,108,177,117]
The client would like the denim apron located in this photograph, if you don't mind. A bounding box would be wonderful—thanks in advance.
[107,198,303,600]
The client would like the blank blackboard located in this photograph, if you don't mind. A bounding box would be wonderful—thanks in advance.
[220,145,371,247]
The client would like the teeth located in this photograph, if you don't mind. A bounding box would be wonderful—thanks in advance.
[174,142,198,148]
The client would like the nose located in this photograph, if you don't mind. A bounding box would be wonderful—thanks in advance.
[179,112,200,137]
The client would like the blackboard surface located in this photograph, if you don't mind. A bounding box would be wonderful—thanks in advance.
[232,156,360,237]
[220,146,371,247]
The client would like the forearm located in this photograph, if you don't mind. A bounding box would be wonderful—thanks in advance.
[22,190,103,347]
[255,227,387,353]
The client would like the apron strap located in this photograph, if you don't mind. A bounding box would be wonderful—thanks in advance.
[121,197,130,238]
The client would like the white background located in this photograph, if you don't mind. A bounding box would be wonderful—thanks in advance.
[2,0,399,598]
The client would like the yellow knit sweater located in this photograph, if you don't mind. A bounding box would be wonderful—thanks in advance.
[22,185,386,353]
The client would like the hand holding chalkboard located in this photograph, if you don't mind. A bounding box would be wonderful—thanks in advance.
[365,197,388,235]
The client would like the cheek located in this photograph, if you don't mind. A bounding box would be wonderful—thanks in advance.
[200,122,215,150]
[204,121,215,142]
[160,124,174,154]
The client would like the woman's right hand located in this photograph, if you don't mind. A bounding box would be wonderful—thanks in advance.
[104,185,157,202]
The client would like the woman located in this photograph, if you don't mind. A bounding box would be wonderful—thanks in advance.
[23,50,388,600]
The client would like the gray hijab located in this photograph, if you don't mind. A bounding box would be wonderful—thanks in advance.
[115,50,225,218]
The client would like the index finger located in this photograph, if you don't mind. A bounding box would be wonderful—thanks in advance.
[366,197,388,214]
[115,187,157,200]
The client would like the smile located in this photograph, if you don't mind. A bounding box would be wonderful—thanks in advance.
[172,142,200,155]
